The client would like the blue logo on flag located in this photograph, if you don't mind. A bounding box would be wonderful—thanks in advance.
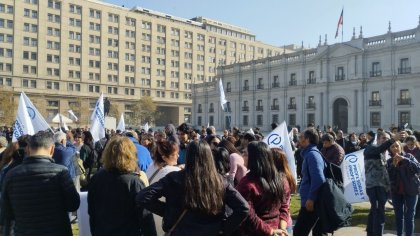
[267,134,282,146]
[26,107,36,119]
[345,154,358,164]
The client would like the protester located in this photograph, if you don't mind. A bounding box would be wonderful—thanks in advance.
[336,130,346,149]
[0,131,80,236]
[294,128,326,236]
[404,135,419,157]
[212,147,233,185]
[345,132,361,154]
[359,133,368,149]
[53,131,78,190]
[386,140,420,236]
[126,131,152,172]
[235,141,287,236]
[80,131,96,181]
[177,123,191,165]
[218,139,247,185]
[87,136,154,236]
[140,133,156,154]
[137,140,249,235]
[364,131,399,236]
[321,133,345,166]
[145,140,181,235]
[271,148,297,234]
[165,124,179,145]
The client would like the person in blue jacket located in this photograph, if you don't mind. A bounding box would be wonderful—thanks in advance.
[53,131,77,183]
[294,128,326,236]
[126,131,152,172]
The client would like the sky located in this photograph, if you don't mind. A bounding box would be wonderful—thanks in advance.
[105,0,420,48]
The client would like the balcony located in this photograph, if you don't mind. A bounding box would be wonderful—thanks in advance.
[369,100,382,106]
[307,78,316,84]
[272,82,280,88]
[306,102,316,109]
[242,106,249,112]
[257,84,264,89]
[256,106,264,111]
[243,85,249,91]
[197,109,202,113]
[226,87,231,92]
[271,105,279,111]
[397,98,411,105]
[289,80,297,86]
[370,71,382,77]
[288,104,296,110]
[224,107,232,112]
[398,67,411,74]
[209,108,214,113]
[335,74,345,81]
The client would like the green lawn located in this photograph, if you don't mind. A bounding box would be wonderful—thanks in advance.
[290,195,420,232]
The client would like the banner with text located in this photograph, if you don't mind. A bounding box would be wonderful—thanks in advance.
[341,150,369,203]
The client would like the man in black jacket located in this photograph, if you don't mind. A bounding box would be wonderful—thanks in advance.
[0,131,80,236]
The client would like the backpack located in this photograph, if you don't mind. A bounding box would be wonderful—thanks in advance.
[310,150,353,233]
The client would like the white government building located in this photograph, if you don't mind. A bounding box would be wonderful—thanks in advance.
[193,20,420,133]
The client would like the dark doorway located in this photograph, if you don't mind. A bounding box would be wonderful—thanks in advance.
[333,98,348,133]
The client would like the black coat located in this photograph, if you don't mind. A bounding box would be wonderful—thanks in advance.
[0,156,80,236]
[136,171,249,236]
[88,169,156,236]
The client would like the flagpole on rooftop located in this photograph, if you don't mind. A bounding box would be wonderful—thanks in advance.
[342,6,344,43]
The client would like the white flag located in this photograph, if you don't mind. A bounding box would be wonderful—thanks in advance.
[22,92,51,133]
[116,113,125,131]
[59,114,69,131]
[13,94,35,142]
[263,121,297,181]
[341,150,369,203]
[143,122,149,132]
[218,78,227,109]
[90,94,105,142]
[68,110,78,121]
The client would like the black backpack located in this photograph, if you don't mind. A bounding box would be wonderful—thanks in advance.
[310,150,353,233]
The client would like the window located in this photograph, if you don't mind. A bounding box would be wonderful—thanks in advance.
[289,73,297,86]
[370,112,381,127]
[272,114,279,124]
[257,115,263,126]
[399,111,410,127]
[257,78,264,89]
[399,58,410,74]
[244,80,249,91]
[398,89,411,105]
[307,113,315,126]
[371,62,381,77]
[336,66,345,80]
[243,115,248,126]
[289,114,296,126]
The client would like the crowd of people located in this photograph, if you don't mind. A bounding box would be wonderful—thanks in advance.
[0,122,418,236]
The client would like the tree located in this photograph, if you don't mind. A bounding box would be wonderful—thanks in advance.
[108,103,120,118]
[131,96,160,126]
[0,87,16,126]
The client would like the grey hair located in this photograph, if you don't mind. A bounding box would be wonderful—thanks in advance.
[53,131,67,143]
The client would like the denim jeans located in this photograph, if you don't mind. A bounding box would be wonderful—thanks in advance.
[392,193,418,236]
[366,187,387,236]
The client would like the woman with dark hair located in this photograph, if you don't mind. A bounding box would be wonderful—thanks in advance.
[271,148,296,234]
[137,141,249,235]
[219,139,247,185]
[235,141,286,236]
[212,147,233,185]
[387,141,420,236]
[140,133,156,154]
[80,131,96,181]
[88,136,156,236]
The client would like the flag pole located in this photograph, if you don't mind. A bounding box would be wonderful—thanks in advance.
[341,7,344,43]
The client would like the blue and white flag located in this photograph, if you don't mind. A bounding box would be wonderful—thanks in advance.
[116,113,125,131]
[218,78,227,109]
[263,121,297,181]
[12,94,35,142]
[68,110,78,121]
[341,150,369,203]
[90,93,105,142]
[22,92,51,133]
